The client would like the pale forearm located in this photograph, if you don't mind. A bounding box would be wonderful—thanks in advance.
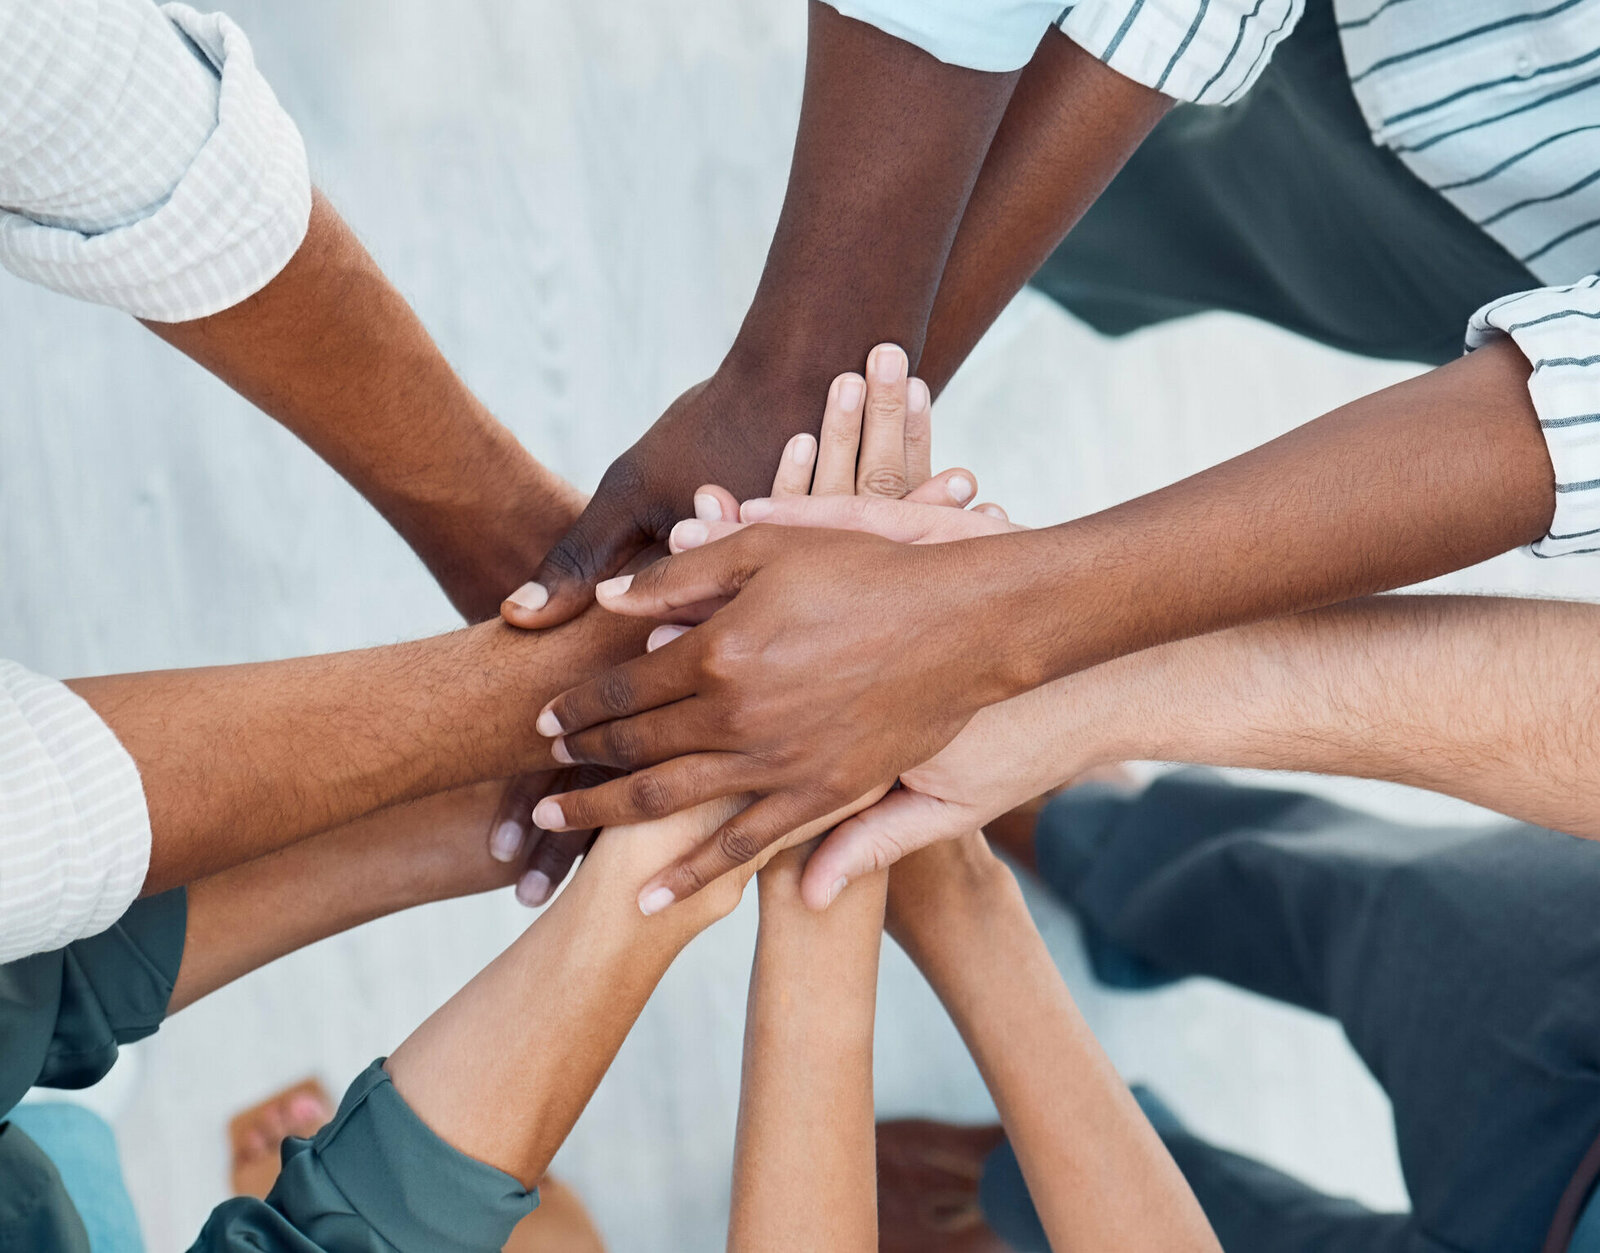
[145,192,581,621]
[168,782,512,1013]
[729,857,885,1252]
[70,611,646,892]
[1059,593,1600,835]
[890,849,1218,1252]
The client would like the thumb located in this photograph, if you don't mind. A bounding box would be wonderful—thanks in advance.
[800,787,960,909]
[503,496,653,630]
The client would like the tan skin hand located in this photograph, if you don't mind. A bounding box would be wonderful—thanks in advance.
[531,345,991,915]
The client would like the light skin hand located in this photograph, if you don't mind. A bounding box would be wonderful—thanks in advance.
[500,3,1023,629]
[521,336,1553,910]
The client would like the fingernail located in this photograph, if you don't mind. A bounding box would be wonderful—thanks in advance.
[790,433,816,464]
[551,736,574,764]
[694,493,721,521]
[533,799,565,830]
[648,624,690,652]
[948,475,974,504]
[741,498,774,522]
[838,376,865,410]
[672,519,709,550]
[517,869,553,907]
[490,820,525,863]
[536,708,563,737]
[596,574,633,599]
[909,378,930,413]
[826,876,849,906]
[639,885,676,916]
[872,345,905,384]
[504,582,549,613]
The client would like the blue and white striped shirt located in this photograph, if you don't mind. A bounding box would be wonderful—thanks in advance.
[829,0,1600,557]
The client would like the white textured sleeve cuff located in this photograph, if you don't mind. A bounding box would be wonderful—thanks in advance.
[823,0,1069,72]
[1059,0,1305,104]
[0,2,311,322]
[0,662,151,963]
[1467,275,1600,559]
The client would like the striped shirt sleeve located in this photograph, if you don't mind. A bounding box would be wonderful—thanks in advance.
[0,661,151,964]
[1059,0,1307,104]
[0,0,311,322]
[821,0,1071,72]
[1467,275,1600,558]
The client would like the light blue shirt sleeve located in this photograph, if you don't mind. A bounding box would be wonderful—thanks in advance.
[822,0,1070,72]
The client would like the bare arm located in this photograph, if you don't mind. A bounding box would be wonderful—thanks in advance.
[146,191,581,622]
[887,834,1219,1252]
[68,610,646,894]
[728,851,886,1252]
[168,781,528,1013]
[510,2,1027,624]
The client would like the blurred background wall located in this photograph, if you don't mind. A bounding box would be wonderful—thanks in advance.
[2,2,1592,1247]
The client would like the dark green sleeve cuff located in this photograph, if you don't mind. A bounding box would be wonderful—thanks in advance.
[193,1061,538,1253]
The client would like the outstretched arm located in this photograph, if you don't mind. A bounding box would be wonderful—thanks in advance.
[728,850,886,1252]
[147,191,582,622]
[887,833,1220,1252]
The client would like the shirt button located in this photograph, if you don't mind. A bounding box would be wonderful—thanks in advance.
[1515,52,1536,78]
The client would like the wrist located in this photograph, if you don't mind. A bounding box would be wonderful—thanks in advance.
[885,843,1019,957]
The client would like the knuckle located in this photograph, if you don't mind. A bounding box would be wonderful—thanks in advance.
[598,719,643,768]
[858,466,908,498]
[539,536,595,583]
[595,669,637,716]
[628,771,676,819]
[716,824,764,867]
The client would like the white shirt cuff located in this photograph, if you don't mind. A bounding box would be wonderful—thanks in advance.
[0,3,311,322]
[1059,0,1305,104]
[0,662,151,964]
[823,0,1068,72]
[1467,275,1600,559]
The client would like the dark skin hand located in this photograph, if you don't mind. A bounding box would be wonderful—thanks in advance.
[532,337,1553,912]
[501,3,1023,629]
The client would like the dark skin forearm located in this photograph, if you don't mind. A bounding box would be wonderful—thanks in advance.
[146,191,582,622]
[68,610,647,894]
[920,30,1172,393]
[510,3,1022,624]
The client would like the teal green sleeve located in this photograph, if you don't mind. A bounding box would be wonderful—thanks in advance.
[0,1123,90,1253]
[191,1061,539,1253]
[0,889,187,1113]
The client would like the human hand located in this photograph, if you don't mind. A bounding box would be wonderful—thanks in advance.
[485,768,613,907]
[529,347,1026,914]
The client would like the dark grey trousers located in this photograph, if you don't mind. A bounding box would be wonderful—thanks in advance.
[1027,0,1539,366]
[981,772,1600,1253]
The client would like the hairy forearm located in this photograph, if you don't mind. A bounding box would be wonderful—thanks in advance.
[889,848,1218,1252]
[168,782,512,1013]
[1054,593,1600,835]
[69,611,646,892]
[145,191,581,621]
[920,31,1171,392]
[729,855,885,1252]
[971,337,1553,697]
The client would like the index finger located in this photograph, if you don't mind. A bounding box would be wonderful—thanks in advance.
[538,644,699,738]
[856,343,910,498]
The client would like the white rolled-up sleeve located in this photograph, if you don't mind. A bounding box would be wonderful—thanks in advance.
[1468,276,1600,559]
[1059,0,1305,104]
[822,0,1071,72]
[0,0,311,322]
[0,661,151,964]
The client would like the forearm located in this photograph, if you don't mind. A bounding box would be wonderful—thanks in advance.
[729,855,885,1252]
[710,4,1021,491]
[145,191,581,621]
[889,848,1218,1252]
[920,31,1171,392]
[168,782,512,1014]
[1052,593,1600,835]
[975,337,1553,695]
[70,611,647,893]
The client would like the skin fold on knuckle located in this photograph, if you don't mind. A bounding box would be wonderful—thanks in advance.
[628,771,678,820]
